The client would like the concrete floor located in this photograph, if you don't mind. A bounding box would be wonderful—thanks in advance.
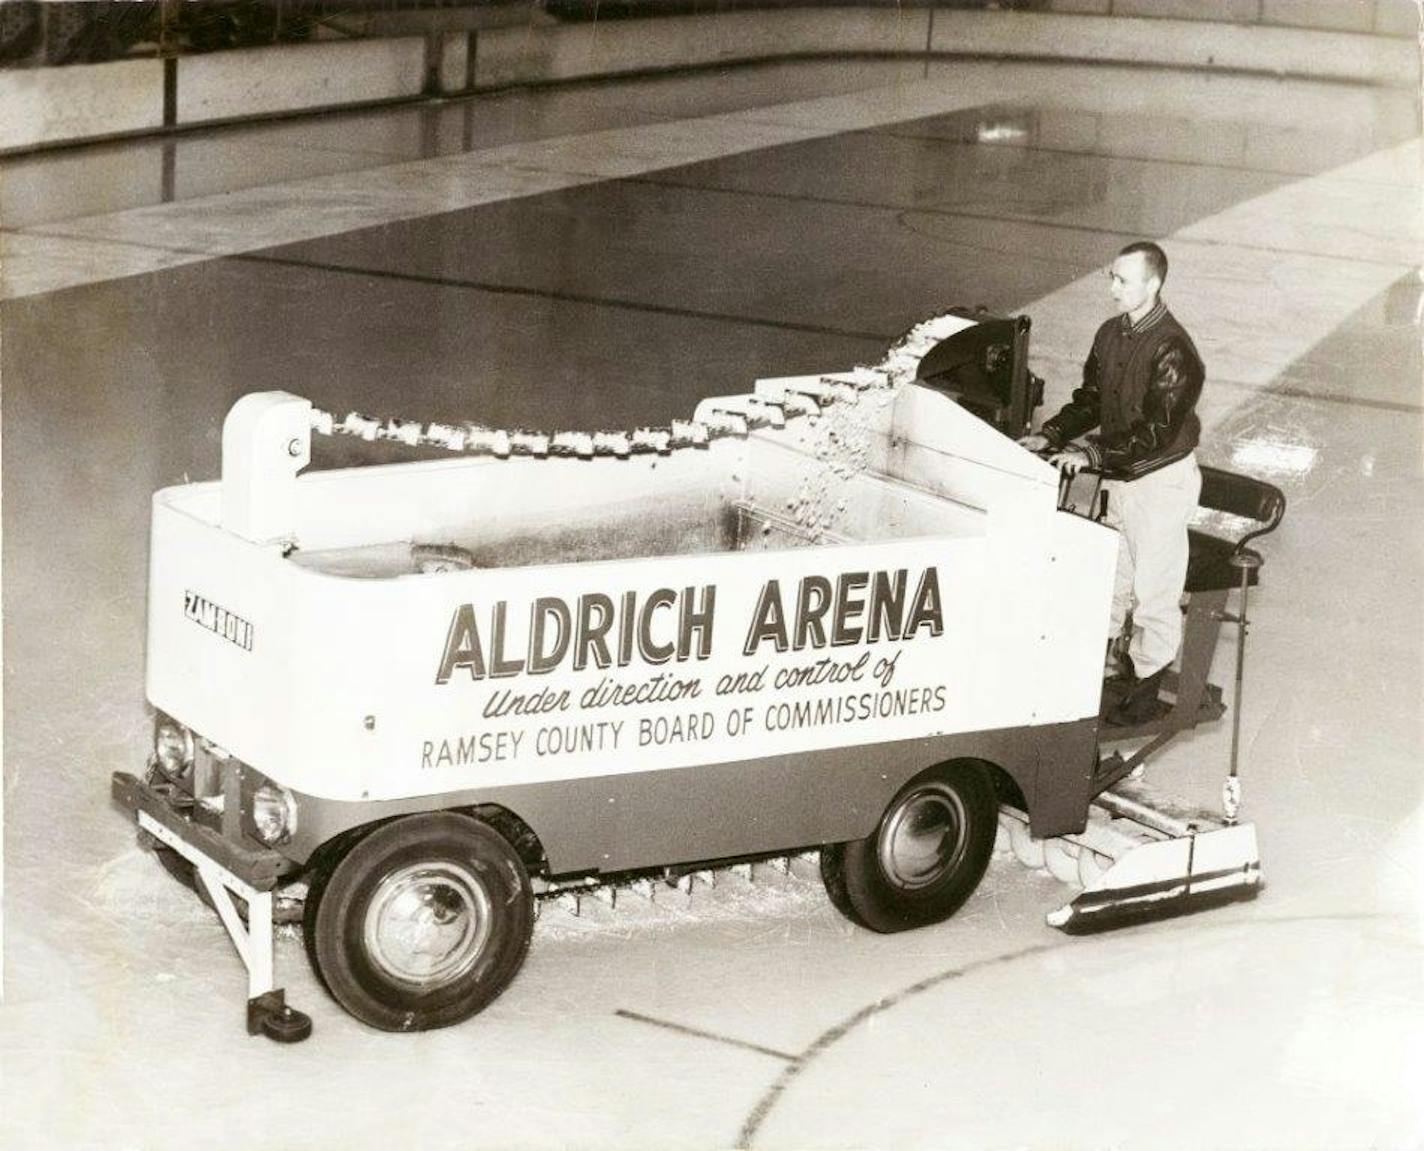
[1,58,1421,1149]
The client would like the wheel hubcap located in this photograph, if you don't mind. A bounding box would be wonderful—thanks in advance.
[364,862,493,989]
[878,783,968,889]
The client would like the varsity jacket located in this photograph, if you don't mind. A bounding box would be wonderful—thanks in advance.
[1041,301,1203,480]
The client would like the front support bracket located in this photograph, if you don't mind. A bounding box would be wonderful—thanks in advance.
[137,809,312,1042]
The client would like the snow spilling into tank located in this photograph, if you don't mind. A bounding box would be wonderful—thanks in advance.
[777,312,974,542]
[782,387,896,540]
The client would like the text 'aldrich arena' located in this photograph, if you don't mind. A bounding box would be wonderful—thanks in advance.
[435,566,943,683]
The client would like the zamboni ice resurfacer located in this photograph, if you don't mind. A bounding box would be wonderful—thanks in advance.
[113,309,1283,1040]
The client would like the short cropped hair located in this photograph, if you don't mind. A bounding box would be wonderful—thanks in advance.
[1119,241,1168,286]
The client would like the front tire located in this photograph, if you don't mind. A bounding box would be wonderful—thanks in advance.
[303,812,533,1032]
[821,762,996,933]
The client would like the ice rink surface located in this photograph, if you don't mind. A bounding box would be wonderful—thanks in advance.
[2,57,1422,1149]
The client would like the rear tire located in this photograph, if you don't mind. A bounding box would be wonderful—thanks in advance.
[819,843,869,929]
[303,812,533,1032]
[820,762,996,933]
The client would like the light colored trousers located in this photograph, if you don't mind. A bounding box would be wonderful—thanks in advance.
[1102,453,1202,678]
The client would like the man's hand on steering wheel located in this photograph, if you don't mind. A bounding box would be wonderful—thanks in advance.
[1019,433,1091,475]
[1048,446,1091,475]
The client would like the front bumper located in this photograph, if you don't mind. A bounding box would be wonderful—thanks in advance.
[112,768,314,1041]
[111,770,288,891]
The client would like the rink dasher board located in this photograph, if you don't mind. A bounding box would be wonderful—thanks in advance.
[145,467,1116,809]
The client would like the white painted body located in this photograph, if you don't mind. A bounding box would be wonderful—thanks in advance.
[146,370,1117,806]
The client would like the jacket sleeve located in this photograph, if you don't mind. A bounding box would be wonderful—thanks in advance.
[1081,338,1202,473]
[1040,341,1104,447]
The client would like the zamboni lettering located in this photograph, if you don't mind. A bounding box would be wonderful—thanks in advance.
[182,589,254,652]
[743,567,943,655]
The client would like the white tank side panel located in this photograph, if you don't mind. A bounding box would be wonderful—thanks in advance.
[1039,511,1119,721]
[147,526,1097,802]
[297,535,1000,801]
[146,497,304,770]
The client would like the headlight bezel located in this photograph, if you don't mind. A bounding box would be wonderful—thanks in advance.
[152,713,195,780]
[251,781,298,846]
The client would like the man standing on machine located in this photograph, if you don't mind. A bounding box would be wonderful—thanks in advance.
[1019,241,1204,726]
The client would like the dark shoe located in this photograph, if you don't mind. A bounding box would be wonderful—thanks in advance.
[1105,667,1168,727]
[1103,635,1136,684]
[1104,650,1136,687]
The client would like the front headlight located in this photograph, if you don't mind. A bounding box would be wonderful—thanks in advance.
[252,783,298,846]
[153,714,194,778]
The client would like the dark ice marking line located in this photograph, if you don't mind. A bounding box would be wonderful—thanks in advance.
[15,229,889,344]
[736,910,1394,1149]
[877,128,1381,183]
[615,1009,798,1063]
[735,940,1064,1149]
[235,253,894,345]
[1261,382,1423,414]
[632,174,1413,273]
